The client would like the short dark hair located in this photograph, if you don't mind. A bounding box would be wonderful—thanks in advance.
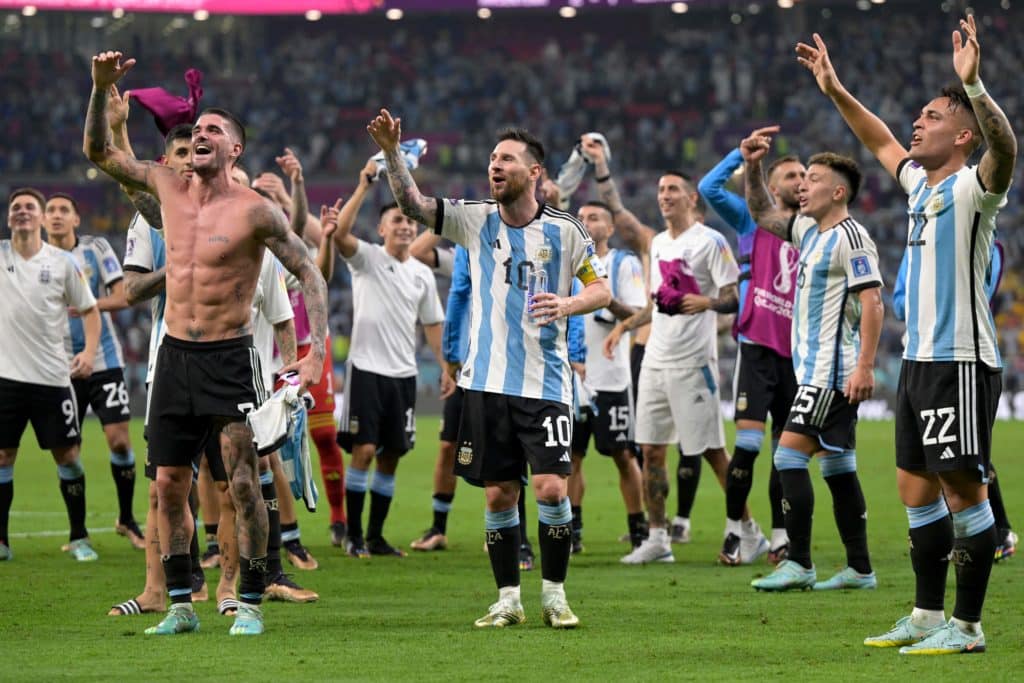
[379,201,401,219]
[164,123,193,149]
[198,107,247,154]
[766,155,803,180]
[46,192,79,214]
[581,200,613,216]
[8,187,45,210]
[496,127,545,165]
[807,152,862,205]
[940,83,983,155]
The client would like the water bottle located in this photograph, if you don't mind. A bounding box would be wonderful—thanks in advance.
[527,266,548,324]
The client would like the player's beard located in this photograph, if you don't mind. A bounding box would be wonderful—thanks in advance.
[491,174,529,205]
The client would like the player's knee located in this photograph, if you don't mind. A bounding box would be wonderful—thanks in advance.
[106,428,132,455]
[0,449,17,467]
[819,450,857,477]
[533,477,566,505]
[773,446,810,471]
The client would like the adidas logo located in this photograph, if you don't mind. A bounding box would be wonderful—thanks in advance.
[559,451,571,463]
[694,395,704,404]
[940,446,956,460]
[615,433,627,442]
[791,414,805,424]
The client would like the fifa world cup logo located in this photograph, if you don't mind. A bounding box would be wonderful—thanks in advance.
[773,242,798,294]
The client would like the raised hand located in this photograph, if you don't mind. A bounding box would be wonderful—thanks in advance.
[275,147,303,184]
[359,158,378,187]
[952,14,981,84]
[581,135,607,165]
[252,172,290,208]
[319,199,343,238]
[91,51,135,90]
[740,125,778,163]
[106,84,130,129]
[795,34,841,97]
[367,108,401,152]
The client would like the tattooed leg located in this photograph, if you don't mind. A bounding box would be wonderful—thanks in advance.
[642,445,670,528]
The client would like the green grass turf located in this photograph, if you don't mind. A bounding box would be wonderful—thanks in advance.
[1,418,1022,681]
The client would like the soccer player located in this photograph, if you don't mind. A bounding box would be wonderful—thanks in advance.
[698,139,805,565]
[0,188,101,562]
[568,201,646,552]
[590,144,743,565]
[894,241,1016,564]
[370,111,611,628]
[85,51,328,636]
[44,192,145,551]
[325,173,452,558]
[744,139,882,594]
[798,16,1016,654]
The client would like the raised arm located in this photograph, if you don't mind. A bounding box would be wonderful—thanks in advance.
[796,34,907,178]
[367,109,438,228]
[253,201,328,389]
[741,131,793,240]
[316,202,338,282]
[697,148,757,235]
[84,52,163,193]
[953,15,1017,193]
[584,136,655,254]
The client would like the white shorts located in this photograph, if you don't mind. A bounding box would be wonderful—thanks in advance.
[635,363,726,453]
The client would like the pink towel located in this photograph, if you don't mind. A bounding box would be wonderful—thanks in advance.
[130,68,204,134]
[654,258,701,315]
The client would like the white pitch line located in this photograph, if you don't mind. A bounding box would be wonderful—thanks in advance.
[8,527,116,539]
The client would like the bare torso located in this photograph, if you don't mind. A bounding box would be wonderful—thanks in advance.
[156,175,264,341]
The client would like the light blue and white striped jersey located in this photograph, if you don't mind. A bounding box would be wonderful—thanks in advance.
[897,160,1006,367]
[585,248,646,392]
[789,215,882,390]
[436,199,605,406]
[122,214,166,385]
[63,234,125,371]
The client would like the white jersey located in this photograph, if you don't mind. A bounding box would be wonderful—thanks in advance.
[63,235,125,372]
[789,215,882,389]
[645,223,739,369]
[344,240,444,379]
[251,250,294,391]
[897,160,1006,367]
[437,199,605,405]
[585,248,646,391]
[433,246,455,277]
[0,240,97,387]
[123,213,166,385]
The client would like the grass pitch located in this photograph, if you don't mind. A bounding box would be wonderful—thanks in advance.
[1,418,1021,681]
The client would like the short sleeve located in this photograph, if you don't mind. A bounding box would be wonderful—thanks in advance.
[618,254,647,307]
[707,232,740,289]
[842,228,883,293]
[436,199,489,248]
[62,253,98,311]
[789,214,816,250]
[418,269,445,326]
[433,247,455,278]
[123,214,154,272]
[342,239,379,273]
[93,237,123,286]
[896,158,927,195]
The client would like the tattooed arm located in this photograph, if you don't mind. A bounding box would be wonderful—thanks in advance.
[84,52,166,193]
[123,267,166,305]
[581,135,656,254]
[367,109,438,228]
[953,15,1017,193]
[742,134,793,240]
[606,298,639,321]
[125,191,163,229]
[681,283,739,315]
[254,201,328,389]
[273,319,298,368]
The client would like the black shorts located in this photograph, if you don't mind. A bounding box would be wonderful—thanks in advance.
[733,342,797,435]
[144,432,227,483]
[147,335,265,470]
[783,384,858,452]
[455,390,573,483]
[73,367,131,426]
[895,360,1000,481]
[337,363,416,455]
[572,389,635,456]
[630,343,645,403]
[0,377,81,450]
[439,386,465,444]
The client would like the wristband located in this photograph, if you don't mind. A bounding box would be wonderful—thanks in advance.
[963,79,986,99]
[594,173,611,183]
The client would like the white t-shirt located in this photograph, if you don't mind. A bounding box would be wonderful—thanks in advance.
[251,250,294,391]
[585,248,646,391]
[644,223,739,369]
[344,241,444,378]
[0,240,97,387]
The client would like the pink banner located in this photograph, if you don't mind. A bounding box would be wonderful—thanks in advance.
[0,0,381,14]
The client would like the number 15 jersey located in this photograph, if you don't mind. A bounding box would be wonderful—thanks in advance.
[435,199,605,406]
